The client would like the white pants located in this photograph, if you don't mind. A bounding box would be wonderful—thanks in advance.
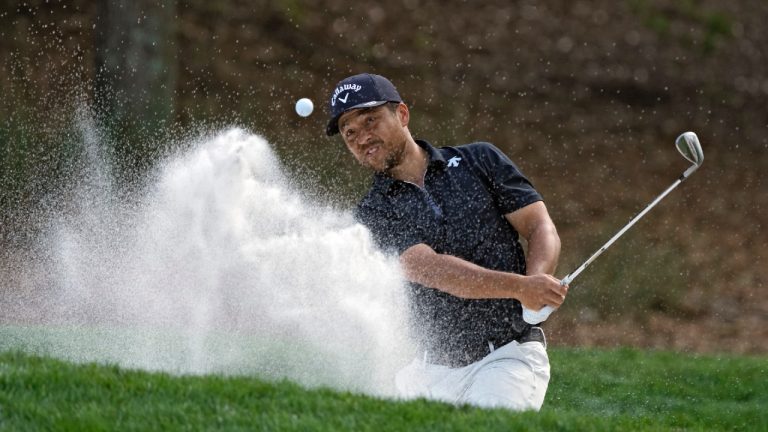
[394,339,550,411]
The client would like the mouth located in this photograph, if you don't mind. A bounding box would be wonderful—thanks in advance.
[364,143,380,158]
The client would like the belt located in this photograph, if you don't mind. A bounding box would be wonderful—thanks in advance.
[518,326,547,347]
[428,326,547,368]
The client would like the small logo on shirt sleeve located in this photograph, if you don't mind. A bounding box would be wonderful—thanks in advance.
[447,156,462,168]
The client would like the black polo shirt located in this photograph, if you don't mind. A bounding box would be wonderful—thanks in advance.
[354,140,543,366]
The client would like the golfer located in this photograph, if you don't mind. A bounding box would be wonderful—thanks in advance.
[326,73,568,410]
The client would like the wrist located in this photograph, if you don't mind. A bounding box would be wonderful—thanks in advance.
[491,270,526,300]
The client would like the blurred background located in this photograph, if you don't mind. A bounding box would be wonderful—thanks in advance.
[1,0,766,354]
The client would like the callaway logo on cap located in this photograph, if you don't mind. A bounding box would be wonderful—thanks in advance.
[326,73,403,136]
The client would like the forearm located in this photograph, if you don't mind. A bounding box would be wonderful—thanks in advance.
[401,243,567,309]
[504,201,561,276]
[525,222,561,275]
[400,244,524,299]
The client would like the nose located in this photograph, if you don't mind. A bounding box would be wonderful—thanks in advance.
[353,128,373,149]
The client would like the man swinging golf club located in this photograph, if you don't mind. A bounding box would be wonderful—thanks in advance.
[326,73,567,410]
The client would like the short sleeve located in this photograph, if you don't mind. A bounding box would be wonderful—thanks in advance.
[468,142,542,214]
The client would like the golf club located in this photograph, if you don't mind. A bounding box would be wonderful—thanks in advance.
[523,131,704,324]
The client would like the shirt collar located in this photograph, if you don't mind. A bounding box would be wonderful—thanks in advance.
[417,139,447,169]
[370,139,445,194]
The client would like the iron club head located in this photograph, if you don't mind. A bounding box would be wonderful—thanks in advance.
[676,131,704,167]
[675,132,704,178]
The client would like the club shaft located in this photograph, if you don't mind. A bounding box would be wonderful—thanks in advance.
[561,176,686,286]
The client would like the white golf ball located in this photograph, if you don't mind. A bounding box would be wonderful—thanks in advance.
[295,98,314,117]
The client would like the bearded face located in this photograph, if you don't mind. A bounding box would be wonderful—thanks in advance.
[339,104,409,174]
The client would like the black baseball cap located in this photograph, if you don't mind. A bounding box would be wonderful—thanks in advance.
[326,73,403,136]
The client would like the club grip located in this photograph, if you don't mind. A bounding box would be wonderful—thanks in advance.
[522,305,556,324]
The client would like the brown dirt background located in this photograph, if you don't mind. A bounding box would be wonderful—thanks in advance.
[2,0,766,355]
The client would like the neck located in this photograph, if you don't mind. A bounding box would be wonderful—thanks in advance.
[388,138,428,187]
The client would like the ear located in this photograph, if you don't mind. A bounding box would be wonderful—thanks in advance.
[396,103,410,127]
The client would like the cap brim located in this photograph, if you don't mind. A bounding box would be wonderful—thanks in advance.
[326,100,389,136]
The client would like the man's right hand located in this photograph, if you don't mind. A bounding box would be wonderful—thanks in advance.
[517,274,568,311]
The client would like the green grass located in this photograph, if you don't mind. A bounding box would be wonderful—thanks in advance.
[0,324,397,393]
[1,341,766,431]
